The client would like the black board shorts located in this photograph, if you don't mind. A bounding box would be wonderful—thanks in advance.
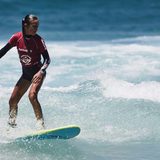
[22,64,42,82]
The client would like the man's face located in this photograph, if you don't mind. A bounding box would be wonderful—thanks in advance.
[26,19,39,35]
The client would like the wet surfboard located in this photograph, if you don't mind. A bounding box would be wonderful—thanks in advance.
[15,125,80,141]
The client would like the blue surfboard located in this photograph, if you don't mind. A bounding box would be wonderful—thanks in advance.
[16,125,80,141]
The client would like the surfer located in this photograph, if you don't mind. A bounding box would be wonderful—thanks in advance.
[0,14,50,129]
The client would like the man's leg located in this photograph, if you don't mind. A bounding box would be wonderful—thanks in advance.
[28,75,45,129]
[8,77,31,127]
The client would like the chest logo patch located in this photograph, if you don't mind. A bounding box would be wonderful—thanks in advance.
[20,55,31,65]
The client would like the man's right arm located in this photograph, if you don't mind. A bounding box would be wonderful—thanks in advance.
[0,43,12,58]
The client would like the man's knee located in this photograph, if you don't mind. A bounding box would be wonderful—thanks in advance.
[28,92,37,102]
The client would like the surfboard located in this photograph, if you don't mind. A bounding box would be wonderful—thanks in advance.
[15,125,80,141]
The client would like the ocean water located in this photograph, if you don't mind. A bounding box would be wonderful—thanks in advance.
[1,0,160,160]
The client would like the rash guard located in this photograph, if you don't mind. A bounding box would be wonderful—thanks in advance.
[0,32,50,72]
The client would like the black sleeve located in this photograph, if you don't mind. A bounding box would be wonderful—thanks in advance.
[0,43,12,58]
[41,50,51,72]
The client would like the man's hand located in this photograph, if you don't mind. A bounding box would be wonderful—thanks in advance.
[32,71,44,84]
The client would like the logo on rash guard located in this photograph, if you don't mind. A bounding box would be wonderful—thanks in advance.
[20,55,31,65]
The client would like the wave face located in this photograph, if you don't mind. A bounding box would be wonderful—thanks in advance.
[1,36,160,159]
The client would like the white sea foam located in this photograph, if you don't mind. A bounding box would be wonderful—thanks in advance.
[43,84,79,93]
[1,36,160,144]
[99,75,160,102]
[22,39,160,103]
[47,37,160,57]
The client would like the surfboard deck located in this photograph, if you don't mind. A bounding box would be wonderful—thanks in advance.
[15,125,80,141]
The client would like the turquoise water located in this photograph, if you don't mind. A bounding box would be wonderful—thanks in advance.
[1,0,160,159]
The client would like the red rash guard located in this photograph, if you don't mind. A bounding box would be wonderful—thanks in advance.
[8,32,47,67]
